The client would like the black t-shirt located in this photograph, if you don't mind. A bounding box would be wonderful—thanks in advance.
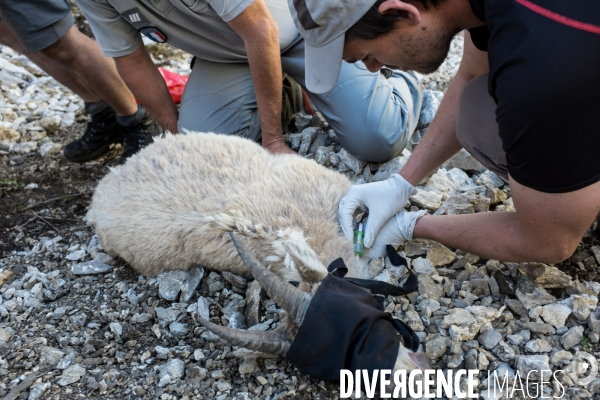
[468,0,600,193]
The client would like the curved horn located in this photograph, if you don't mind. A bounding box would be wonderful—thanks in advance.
[230,232,312,326]
[196,316,290,356]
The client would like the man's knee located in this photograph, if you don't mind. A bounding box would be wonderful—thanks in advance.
[39,26,80,64]
[318,69,420,162]
[335,102,415,162]
[178,100,261,141]
[339,129,409,163]
[39,39,69,62]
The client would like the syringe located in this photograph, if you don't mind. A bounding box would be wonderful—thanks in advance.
[353,213,368,259]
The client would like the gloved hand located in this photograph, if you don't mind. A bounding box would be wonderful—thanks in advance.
[338,174,416,247]
[367,210,427,259]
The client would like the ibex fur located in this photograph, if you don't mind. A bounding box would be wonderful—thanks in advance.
[87,132,364,283]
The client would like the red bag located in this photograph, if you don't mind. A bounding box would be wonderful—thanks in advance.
[159,68,188,104]
[136,67,189,105]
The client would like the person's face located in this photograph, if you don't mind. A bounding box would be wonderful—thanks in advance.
[342,21,457,74]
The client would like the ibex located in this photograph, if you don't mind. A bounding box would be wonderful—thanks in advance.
[88,132,359,283]
[87,132,433,380]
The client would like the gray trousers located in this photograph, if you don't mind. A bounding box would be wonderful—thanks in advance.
[456,73,508,181]
[179,40,423,162]
[0,0,73,52]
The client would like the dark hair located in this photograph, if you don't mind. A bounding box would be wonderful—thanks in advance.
[346,0,446,41]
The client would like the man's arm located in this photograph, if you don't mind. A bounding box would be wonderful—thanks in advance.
[376,34,599,264]
[413,177,600,263]
[114,44,180,133]
[407,32,600,263]
[399,31,489,185]
[227,0,295,154]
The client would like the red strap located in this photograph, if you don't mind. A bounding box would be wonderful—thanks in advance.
[515,0,600,34]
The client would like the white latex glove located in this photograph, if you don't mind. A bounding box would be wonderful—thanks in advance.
[368,210,427,259]
[338,174,416,247]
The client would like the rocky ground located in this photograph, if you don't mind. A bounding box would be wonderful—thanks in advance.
[0,25,599,400]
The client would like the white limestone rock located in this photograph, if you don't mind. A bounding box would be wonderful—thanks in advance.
[0,126,20,141]
[58,364,86,386]
[434,191,491,215]
[39,114,62,134]
[157,270,188,301]
[12,141,37,154]
[441,308,481,341]
[418,90,441,127]
[371,149,411,182]
[338,148,366,175]
[441,148,487,173]
[465,305,504,325]
[40,141,62,157]
[475,170,505,188]
[412,257,435,274]
[410,188,442,210]
[515,355,551,381]
[519,263,573,289]
[540,303,572,328]
[561,326,584,350]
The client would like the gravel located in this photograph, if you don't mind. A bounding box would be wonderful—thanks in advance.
[1,25,599,400]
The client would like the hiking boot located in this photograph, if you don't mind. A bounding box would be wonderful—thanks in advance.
[117,105,155,164]
[119,126,154,164]
[63,102,122,162]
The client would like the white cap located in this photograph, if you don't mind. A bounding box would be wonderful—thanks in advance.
[287,0,377,93]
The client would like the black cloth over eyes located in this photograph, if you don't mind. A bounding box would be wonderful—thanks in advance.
[285,246,419,381]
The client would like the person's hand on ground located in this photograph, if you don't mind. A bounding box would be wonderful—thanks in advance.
[338,174,416,247]
[263,138,299,156]
[367,210,427,259]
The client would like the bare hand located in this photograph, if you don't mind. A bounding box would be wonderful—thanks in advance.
[263,138,299,156]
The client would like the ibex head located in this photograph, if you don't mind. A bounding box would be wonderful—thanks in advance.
[195,232,433,381]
